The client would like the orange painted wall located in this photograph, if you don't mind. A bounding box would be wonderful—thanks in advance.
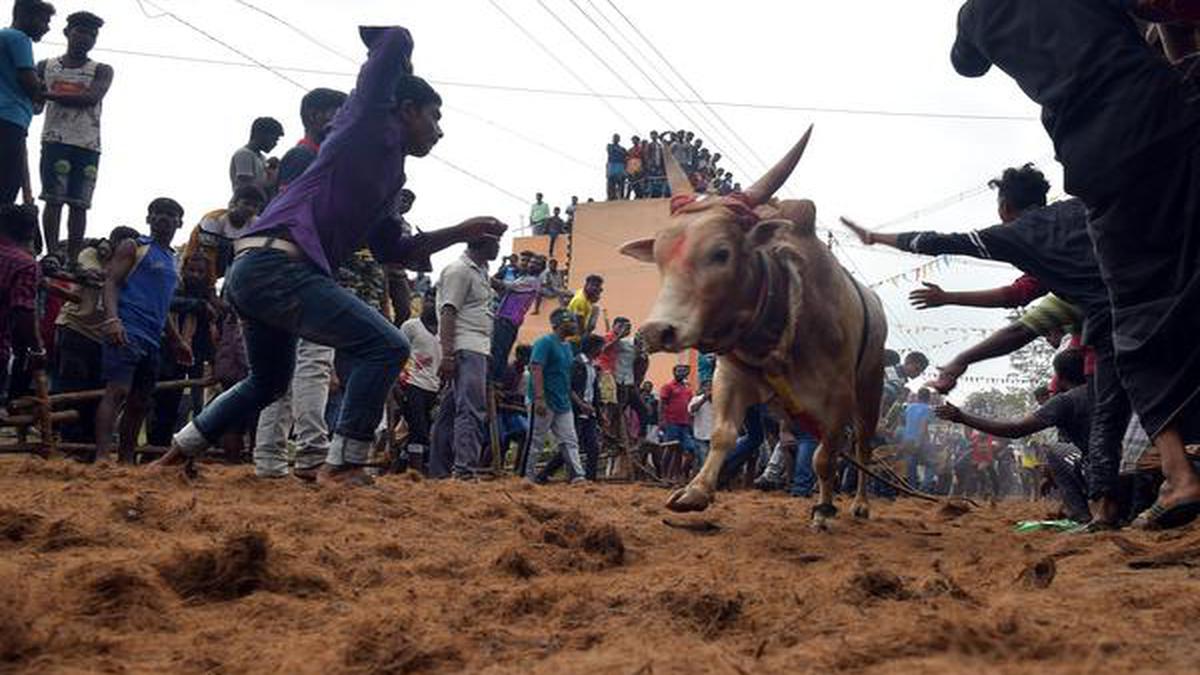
[508,199,696,389]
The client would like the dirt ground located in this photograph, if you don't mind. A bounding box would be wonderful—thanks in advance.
[1,458,1199,674]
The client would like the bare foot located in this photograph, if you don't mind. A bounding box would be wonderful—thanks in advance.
[293,465,322,483]
[146,447,198,479]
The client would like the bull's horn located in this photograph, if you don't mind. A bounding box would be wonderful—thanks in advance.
[664,144,694,198]
[744,125,813,207]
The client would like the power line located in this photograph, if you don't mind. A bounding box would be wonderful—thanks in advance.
[564,0,759,183]
[605,0,774,174]
[429,156,528,206]
[64,41,1038,123]
[486,0,640,131]
[231,0,358,64]
[534,0,672,129]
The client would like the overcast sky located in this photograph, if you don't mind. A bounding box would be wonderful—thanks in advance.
[24,0,1064,396]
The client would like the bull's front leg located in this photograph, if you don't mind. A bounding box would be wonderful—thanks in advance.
[666,365,758,513]
[811,422,850,530]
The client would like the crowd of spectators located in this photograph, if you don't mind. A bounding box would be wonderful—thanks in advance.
[605,129,739,201]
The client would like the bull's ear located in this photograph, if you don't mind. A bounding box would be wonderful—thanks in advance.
[747,219,791,247]
[619,238,656,263]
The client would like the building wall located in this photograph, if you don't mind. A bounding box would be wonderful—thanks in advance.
[509,198,696,389]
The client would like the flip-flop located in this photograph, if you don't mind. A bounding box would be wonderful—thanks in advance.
[1131,499,1200,531]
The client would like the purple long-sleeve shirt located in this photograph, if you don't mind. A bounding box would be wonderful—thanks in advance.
[241,27,416,274]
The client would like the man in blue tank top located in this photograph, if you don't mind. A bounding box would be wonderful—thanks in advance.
[94,197,191,463]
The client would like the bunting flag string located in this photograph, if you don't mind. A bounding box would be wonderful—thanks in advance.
[868,256,954,289]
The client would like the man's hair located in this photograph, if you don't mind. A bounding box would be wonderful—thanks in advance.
[1052,348,1086,386]
[231,184,268,205]
[0,204,38,243]
[905,351,929,370]
[585,274,603,286]
[883,349,901,367]
[514,344,532,362]
[147,197,184,219]
[251,116,284,138]
[917,388,932,403]
[14,0,55,20]
[65,10,102,29]
[582,334,605,355]
[300,88,347,126]
[394,75,441,108]
[108,225,140,244]
[989,163,1051,211]
[550,307,574,328]
[614,316,630,326]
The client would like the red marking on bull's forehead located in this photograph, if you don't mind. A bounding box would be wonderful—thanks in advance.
[666,231,690,270]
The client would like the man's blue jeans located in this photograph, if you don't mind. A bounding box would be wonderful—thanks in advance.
[789,432,818,497]
[185,249,408,464]
[721,404,766,481]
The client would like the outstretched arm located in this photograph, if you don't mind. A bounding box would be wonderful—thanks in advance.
[911,275,1044,310]
[928,322,1038,393]
[841,217,996,259]
[936,402,1048,439]
[368,216,507,268]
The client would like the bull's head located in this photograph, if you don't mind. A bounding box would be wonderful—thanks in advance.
[620,127,815,353]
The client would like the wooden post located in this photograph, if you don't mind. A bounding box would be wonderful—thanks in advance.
[32,370,54,457]
[488,384,503,473]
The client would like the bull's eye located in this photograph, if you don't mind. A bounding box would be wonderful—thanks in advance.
[708,247,731,266]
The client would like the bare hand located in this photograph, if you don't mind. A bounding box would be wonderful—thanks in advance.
[840,217,875,246]
[438,355,457,382]
[935,402,964,423]
[909,282,948,310]
[927,362,966,394]
[458,217,508,241]
[103,319,127,347]
[534,399,548,418]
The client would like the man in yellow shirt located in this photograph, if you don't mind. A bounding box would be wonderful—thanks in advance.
[568,274,604,338]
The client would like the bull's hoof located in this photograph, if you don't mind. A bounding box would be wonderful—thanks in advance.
[810,503,838,531]
[850,501,871,520]
[666,486,712,513]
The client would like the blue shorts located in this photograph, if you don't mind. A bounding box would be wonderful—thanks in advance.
[661,423,698,455]
[607,162,625,179]
[101,341,159,392]
[40,142,100,209]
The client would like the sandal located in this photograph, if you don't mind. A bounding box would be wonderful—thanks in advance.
[1131,499,1200,531]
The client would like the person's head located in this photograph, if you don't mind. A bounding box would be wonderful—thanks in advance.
[612,316,631,336]
[13,1,55,41]
[570,195,578,205]
[581,334,605,359]
[397,188,416,215]
[63,10,101,58]
[684,131,694,142]
[883,349,901,368]
[552,206,560,216]
[393,76,443,157]
[672,364,690,384]
[917,388,932,403]
[650,130,659,141]
[1052,347,1086,390]
[467,234,500,262]
[640,380,653,394]
[299,87,347,141]
[108,225,140,249]
[733,182,741,192]
[550,307,578,339]
[712,152,721,163]
[694,139,703,149]
[989,163,1051,223]
[182,253,210,289]
[145,197,184,242]
[526,255,546,276]
[0,204,38,246]
[611,133,620,144]
[548,258,558,270]
[228,185,267,227]
[1033,384,1052,405]
[420,295,438,327]
[514,343,533,366]
[584,274,604,302]
[903,352,929,378]
[631,135,641,145]
[249,116,284,153]
[535,192,543,203]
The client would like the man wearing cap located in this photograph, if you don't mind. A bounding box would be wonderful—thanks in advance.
[430,232,500,478]
[154,26,506,486]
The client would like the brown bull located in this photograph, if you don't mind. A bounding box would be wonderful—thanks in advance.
[619,128,889,528]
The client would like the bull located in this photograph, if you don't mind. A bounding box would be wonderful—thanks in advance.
[619,128,889,528]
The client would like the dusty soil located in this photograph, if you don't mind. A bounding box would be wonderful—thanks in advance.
[1,458,1199,674]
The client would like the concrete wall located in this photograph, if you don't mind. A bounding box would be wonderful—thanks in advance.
[509,199,697,389]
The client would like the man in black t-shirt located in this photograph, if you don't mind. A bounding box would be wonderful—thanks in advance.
[936,349,1093,524]
[947,0,1200,530]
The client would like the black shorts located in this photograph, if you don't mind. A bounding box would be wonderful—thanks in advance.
[39,142,100,209]
[0,119,27,204]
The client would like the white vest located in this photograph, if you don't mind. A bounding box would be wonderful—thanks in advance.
[42,57,103,152]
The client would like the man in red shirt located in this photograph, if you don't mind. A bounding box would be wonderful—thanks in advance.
[659,364,697,478]
[0,205,44,404]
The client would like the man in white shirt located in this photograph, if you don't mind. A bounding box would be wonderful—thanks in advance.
[429,234,498,478]
[396,299,440,473]
[689,380,714,466]
[229,116,283,196]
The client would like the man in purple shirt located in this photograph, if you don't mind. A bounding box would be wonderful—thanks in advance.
[489,254,548,380]
[154,26,506,486]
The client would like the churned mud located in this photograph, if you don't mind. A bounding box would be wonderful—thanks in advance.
[1,457,1198,674]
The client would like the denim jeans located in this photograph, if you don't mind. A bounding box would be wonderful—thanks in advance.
[789,433,818,496]
[721,404,766,480]
[177,249,408,465]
